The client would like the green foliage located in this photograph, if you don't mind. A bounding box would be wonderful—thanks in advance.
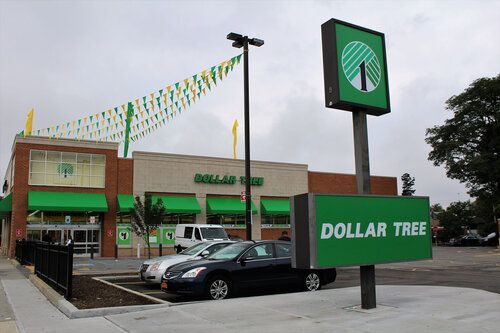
[437,201,475,241]
[401,173,416,196]
[430,203,444,219]
[425,75,500,202]
[130,195,166,259]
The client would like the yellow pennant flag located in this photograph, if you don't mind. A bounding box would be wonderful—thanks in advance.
[24,108,34,136]
[232,119,238,159]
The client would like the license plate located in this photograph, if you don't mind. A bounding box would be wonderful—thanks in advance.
[161,282,168,290]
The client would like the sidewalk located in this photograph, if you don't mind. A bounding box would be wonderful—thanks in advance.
[1,255,499,332]
[73,257,143,275]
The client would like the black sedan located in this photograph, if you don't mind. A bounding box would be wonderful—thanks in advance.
[160,240,336,300]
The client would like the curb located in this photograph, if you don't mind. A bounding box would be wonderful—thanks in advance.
[27,273,170,319]
[92,276,171,305]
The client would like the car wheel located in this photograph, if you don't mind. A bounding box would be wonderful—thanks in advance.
[206,276,231,300]
[304,271,321,291]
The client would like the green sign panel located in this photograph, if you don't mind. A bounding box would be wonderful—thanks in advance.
[162,227,176,245]
[291,194,431,268]
[116,225,131,246]
[321,19,390,116]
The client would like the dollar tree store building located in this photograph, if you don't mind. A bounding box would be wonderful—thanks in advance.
[0,135,397,258]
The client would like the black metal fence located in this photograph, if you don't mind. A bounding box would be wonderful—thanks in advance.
[15,240,74,300]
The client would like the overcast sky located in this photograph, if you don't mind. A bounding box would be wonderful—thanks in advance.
[1,0,499,206]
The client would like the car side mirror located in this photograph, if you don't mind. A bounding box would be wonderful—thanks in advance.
[240,258,247,266]
[200,250,210,257]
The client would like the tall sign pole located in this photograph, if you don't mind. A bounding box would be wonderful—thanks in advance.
[353,110,376,308]
[123,102,135,158]
[321,18,391,309]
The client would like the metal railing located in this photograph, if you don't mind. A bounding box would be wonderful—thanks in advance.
[15,240,74,300]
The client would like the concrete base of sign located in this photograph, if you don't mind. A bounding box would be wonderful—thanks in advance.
[343,303,398,313]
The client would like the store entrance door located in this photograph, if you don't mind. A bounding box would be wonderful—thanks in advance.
[40,226,100,257]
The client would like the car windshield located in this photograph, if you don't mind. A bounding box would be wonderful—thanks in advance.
[201,228,227,239]
[180,242,208,256]
[206,242,252,260]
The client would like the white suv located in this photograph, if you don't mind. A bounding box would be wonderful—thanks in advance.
[174,224,229,253]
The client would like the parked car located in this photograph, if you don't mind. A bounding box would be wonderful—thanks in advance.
[160,240,337,300]
[139,241,233,283]
[228,234,244,242]
[480,232,498,246]
[175,224,229,253]
[449,234,482,246]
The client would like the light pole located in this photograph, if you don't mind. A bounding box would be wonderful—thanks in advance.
[227,32,264,241]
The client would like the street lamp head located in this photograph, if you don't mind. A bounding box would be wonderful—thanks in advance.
[232,40,244,48]
[227,32,243,41]
[249,38,264,47]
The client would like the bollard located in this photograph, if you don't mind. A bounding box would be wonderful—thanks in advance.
[90,244,94,260]
[137,243,140,258]
[159,243,162,257]
[114,244,118,260]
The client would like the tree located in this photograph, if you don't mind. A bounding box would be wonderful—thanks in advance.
[401,173,416,196]
[425,74,500,238]
[437,201,475,242]
[130,195,166,259]
[430,203,444,219]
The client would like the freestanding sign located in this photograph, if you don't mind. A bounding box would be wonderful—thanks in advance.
[321,19,390,115]
[291,194,432,269]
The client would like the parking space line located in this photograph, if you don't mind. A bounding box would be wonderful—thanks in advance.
[141,291,164,295]
[115,281,145,285]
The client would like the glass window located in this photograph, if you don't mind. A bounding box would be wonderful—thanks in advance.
[29,150,106,188]
[208,243,251,260]
[276,243,291,258]
[261,215,290,226]
[201,227,228,239]
[31,150,46,161]
[205,243,230,255]
[184,227,193,239]
[194,228,202,240]
[243,244,274,260]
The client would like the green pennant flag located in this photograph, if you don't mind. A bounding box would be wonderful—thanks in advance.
[90,115,93,123]
[212,74,217,85]
[96,122,100,129]
[175,101,179,108]
[162,119,166,125]
[156,97,161,109]
[145,119,149,126]
[207,82,211,90]
[183,89,187,96]
[225,66,229,75]
[175,82,179,90]
[119,114,123,120]
[56,125,59,132]
[145,108,150,115]
[114,107,119,114]
[158,89,163,97]
[192,74,197,82]
[231,56,236,66]
[237,54,242,63]
[107,118,111,125]
[78,119,82,126]
[211,66,216,74]
[143,103,147,110]
[135,114,139,121]
[66,122,70,128]
[197,92,200,99]
[143,96,147,104]
[154,114,159,121]
[101,112,105,118]
[86,125,89,131]
[77,128,80,134]
[187,99,191,107]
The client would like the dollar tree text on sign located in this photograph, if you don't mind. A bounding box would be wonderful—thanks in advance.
[291,194,432,269]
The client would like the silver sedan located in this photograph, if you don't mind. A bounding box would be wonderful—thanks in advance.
[139,241,234,284]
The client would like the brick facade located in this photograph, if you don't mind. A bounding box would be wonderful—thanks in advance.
[7,138,120,257]
[308,171,397,195]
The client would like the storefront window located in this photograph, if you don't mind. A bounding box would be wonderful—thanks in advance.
[261,215,290,226]
[163,214,195,225]
[207,214,245,226]
[27,211,101,225]
[29,150,106,188]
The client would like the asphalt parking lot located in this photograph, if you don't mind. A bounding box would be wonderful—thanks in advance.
[102,246,500,303]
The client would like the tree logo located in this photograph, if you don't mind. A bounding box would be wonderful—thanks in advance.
[119,231,129,241]
[341,41,381,92]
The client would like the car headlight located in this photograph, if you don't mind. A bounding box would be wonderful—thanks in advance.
[150,263,161,271]
[181,267,206,278]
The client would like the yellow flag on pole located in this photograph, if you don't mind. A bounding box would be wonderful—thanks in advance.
[232,119,238,159]
[25,108,34,136]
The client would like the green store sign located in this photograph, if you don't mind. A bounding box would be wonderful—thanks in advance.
[291,194,431,268]
[321,18,390,116]
[194,173,264,186]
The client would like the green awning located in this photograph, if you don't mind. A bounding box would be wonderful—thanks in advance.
[117,194,135,213]
[0,193,12,214]
[28,191,108,212]
[261,199,290,215]
[206,197,257,215]
[152,195,201,214]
